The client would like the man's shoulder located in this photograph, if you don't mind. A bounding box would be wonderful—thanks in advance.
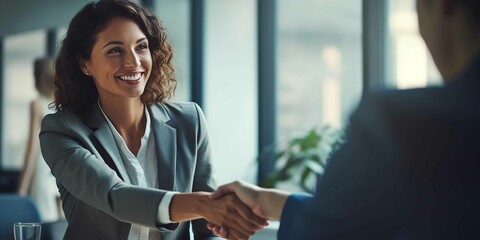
[354,87,453,122]
[363,87,444,111]
[348,87,456,138]
[364,83,477,117]
[349,84,480,145]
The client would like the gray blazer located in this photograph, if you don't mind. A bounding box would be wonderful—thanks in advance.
[40,102,220,240]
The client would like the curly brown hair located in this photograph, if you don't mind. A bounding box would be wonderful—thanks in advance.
[55,0,176,118]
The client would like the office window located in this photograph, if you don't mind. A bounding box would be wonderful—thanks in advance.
[205,0,258,184]
[2,30,45,169]
[153,0,191,102]
[386,0,442,89]
[276,0,362,141]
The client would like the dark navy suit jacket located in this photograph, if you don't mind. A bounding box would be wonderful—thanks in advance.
[278,55,480,240]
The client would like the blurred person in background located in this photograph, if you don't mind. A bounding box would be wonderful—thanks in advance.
[17,57,62,222]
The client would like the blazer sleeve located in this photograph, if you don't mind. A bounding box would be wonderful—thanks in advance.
[277,95,414,240]
[40,113,170,229]
[278,193,314,239]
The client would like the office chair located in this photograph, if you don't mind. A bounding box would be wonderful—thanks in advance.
[0,194,68,240]
[0,194,41,239]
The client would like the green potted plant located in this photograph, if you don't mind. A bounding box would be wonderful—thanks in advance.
[260,125,344,193]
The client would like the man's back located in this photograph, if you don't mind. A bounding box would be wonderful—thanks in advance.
[297,56,480,239]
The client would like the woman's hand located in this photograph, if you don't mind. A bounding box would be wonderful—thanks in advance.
[170,192,268,239]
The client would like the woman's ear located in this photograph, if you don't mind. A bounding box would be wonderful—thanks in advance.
[79,58,92,76]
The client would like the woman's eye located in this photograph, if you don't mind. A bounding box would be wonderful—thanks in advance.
[107,47,122,54]
[137,43,149,50]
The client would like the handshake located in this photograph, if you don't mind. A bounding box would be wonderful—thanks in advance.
[198,180,290,240]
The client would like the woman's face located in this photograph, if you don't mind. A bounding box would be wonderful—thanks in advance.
[81,17,152,101]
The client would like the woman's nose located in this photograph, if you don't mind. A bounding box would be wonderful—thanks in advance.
[124,51,140,68]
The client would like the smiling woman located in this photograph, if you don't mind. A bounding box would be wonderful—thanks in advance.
[79,17,152,106]
[80,17,154,155]
[39,0,266,239]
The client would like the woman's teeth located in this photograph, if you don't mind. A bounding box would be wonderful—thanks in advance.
[118,73,142,81]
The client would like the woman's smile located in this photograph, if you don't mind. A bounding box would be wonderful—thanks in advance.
[116,72,144,85]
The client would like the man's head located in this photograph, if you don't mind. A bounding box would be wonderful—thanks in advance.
[416,0,480,80]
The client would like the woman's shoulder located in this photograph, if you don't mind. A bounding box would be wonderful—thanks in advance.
[150,101,204,126]
[158,101,201,111]
[41,111,87,133]
[153,102,202,117]
[43,111,82,121]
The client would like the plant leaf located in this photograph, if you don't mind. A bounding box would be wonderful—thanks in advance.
[305,160,323,174]
[300,167,313,193]
[262,176,278,188]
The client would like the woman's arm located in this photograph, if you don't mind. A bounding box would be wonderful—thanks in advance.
[40,113,168,227]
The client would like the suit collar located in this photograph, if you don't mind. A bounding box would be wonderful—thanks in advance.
[86,103,131,183]
[148,104,177,191]
[148,102,171,123]
[86,102,177,190]
[86,101,172,127]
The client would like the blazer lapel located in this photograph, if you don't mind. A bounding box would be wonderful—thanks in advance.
[149,104,177,191]
[87,103,131,184]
